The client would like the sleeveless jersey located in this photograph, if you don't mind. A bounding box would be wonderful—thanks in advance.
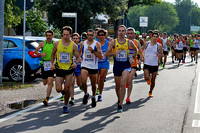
[176,39,184,50]
[144,42,159,66]
[113,38,130,69]
[81,40,98,69]
[190,39,195,47]
[98,40,109,63]
[194,39,199,48]
[55,39,74,70]
[162,38,168,51]
[129,39,138,67]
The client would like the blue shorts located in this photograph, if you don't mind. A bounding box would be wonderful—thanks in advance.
[113,61,131,76]
[98,61,110,71]
[74,64,81,76]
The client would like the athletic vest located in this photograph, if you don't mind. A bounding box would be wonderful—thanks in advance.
[176,39,184,50]
[40,40,54,66]
[98,40,109,63]
[190,39,195,47]
[144,42,159,66]
[81,40,98,69]
[194,39,199,48]
[113,38,131,69]
[56,39,74,70]
[162,38,168,51]
[129,39,138,67]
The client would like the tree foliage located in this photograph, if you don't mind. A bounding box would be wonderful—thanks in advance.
[173,0,200,34]
[4,0,23,28]
[4,0,48,35]
[128,2,179,33]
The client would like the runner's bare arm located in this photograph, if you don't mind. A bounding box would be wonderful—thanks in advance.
[129,40,138,58]
[105,40,120,57]
[79,41,84,57]
[88,42,103,59]
[51,41,58,70]
[137,40,143,59]
[34,41,46,57]
[73,43,80,62]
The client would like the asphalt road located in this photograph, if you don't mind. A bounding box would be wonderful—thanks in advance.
[0,55,200,133]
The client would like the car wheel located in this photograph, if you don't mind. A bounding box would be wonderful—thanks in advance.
[7,63,31,82]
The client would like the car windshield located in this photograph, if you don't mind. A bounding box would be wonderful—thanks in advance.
[25,41,39,49]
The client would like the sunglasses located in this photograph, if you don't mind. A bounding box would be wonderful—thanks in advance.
[46,35,52,37]
[87,34,94,36]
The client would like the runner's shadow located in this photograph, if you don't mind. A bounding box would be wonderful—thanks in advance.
[0,100,94,133]
[63,103,120,133]
[123,97,150,112]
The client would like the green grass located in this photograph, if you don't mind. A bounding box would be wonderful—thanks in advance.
[0,82,34,90]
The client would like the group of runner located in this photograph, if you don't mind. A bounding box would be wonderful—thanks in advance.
[34,25,200,113]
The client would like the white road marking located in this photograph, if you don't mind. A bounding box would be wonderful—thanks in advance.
[0,73,114,123]
[194,72,200,113]
[192,120,200,127]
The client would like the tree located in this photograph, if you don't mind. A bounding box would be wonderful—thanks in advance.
[4,0,23,28]
[4,0,48,35]
[174,0,194,34]
[128,2,179,33]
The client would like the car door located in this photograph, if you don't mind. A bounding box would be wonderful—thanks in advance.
[3,40,18,73]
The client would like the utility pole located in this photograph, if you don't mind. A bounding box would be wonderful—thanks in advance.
[0,0,5,86]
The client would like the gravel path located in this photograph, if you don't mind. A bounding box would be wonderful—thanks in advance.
[0,79,59,116]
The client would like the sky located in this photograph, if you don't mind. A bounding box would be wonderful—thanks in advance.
[163,0,200,7]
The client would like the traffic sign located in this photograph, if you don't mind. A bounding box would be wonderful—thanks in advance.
[16,0,34,10]
[139,16,148,27]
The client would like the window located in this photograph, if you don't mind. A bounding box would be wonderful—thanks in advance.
[8,41,17,48]
[3,40,8,48]
[25,41,39,49]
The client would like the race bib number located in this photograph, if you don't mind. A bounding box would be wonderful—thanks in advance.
[98,52,106,62]
[85,50,94,62]
[43,61,51,71]
[116,50,127,61]
[59,52,70,63]
[129,49,133,58]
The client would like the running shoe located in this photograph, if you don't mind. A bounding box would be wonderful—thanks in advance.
[91,97,96,107]
[82,94,89,104]
[79,86,83,91]
[63,105,69,113]
[182,60,185,63]
[147,78,151,85]
[163,65,165,69]
[172,60,174,63]
[69,99,75,105]
[196,61,198,64]
[126,84,128,88]
[149,92,153,97]
[96,89,100,95]
[191,59,193,62]
[60,95,65,101]
[43,98,48,106]
[135,72,137,77]
[98,95,102,101]
[126,98,131,104]
[117,105,123,113]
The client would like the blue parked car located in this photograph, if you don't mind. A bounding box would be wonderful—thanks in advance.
[3,36,42,81]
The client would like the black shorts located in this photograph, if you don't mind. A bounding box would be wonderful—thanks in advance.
[163,51,168,55]
[190,47,195,51]
[81,67,98,75]
[194,48,199,51]
[143,64,158,74]
[176,50,183,53]
[41,67,55,79]
[171,46,174,50]
[183,47,187,51]
[56,68,74,78]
